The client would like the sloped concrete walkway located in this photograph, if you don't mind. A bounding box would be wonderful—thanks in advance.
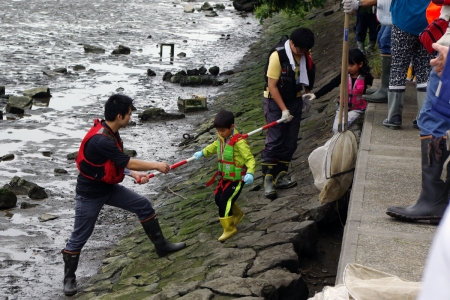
[337,81,437,283]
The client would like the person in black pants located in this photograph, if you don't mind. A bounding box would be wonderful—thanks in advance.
[262,27,316,200]
[61,94,186,296]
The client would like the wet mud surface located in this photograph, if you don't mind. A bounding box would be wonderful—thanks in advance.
[0,0,260,298]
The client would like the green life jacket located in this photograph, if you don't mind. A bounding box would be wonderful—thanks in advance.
[217,133,247,181]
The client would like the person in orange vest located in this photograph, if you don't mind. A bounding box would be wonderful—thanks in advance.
[194,109,255,242]
[61,94,186,296]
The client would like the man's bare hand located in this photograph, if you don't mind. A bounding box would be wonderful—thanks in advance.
[157,162,170,174]
[136,173,149,184]
[431,43,450,76]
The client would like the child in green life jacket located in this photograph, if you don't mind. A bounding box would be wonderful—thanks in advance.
[194,109,256,242]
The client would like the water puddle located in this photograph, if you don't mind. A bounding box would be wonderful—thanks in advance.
[0,228,34,237]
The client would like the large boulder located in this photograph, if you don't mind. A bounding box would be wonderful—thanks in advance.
[233,0,258,12]
[112,45,131,55]
[84,44,106,53]
[0,188,17,209]
[4,176,48,199]
[22,87,51,98]
[6,96,32,113]
[138,108,185,121]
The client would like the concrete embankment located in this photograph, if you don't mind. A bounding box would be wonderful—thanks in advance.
[337,81,436,284]
[74,1,355,299]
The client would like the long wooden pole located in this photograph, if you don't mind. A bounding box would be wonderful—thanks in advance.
[339,13,349,133]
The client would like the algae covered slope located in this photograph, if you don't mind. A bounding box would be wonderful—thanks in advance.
[74,1,357,299]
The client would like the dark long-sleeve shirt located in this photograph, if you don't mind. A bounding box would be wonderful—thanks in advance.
[314,73,373,99]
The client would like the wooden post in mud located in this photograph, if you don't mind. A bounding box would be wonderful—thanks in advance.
[160,43,175,59]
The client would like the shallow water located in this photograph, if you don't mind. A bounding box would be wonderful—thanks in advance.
[0,0,261,297]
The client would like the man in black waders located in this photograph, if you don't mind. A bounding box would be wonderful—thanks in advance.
[61,94,186,296]
[262,27,316,199]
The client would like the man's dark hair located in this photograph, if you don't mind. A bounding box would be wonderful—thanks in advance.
[213,109,234,128]
[290,27,314,50]
[104,94,133,121]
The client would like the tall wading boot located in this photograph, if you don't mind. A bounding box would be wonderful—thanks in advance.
[232,203,244,226]
[262,162,277,200]
[386,137,450,224]
[218,216,237,242]
[366,40,377,54]
[274,160,297,189]
[412,89,426,129]
[61,249,80,296]
[363,55,391,103]
[357,41,365,54]
[141,217,186,257]
[382,91,404,129]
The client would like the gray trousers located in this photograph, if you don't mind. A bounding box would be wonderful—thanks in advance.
[65,184,155,252]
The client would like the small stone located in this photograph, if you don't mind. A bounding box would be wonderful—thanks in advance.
[39,213,59,222]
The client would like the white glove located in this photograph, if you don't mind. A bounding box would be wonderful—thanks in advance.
[302,93,316,112]
[440,6,450,21]
[281,110,293,123]
[437,27,450,47]
[342,0,359,13]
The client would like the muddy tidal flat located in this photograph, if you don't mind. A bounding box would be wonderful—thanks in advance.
[0,0,261,298]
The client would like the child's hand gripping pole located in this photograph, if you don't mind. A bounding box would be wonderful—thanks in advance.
[136,156,197,183]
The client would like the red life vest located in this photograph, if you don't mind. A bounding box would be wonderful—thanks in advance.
[348,75,367,111]
[75,119,125,184]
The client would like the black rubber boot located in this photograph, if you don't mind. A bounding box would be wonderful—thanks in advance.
[262,162,277,200]
[141,217,186,257]
[61,249,80,296]
[382,91,404,129]
[363,55,391,103]
[274,160,297,189]
[386,137,450,224]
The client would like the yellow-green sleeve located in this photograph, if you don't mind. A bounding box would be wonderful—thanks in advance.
[236,140,256,174]
[202,140,218,158]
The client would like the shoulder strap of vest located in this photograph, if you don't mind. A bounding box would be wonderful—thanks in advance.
[264,35,289,85]
[96,120,123,151]
[276,46,290,69]
[228,133,243,146]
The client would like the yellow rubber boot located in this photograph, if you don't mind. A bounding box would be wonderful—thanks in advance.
[232,203,244,226]
[218,216,237,242]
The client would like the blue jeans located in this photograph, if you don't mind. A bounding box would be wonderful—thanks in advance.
[65,184,155,252]
[418,68,450,137]
[378,25,392,55]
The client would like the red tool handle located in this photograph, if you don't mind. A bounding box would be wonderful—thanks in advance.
[136,157,195,183]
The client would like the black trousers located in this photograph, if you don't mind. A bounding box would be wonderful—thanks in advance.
[214,179,244,218]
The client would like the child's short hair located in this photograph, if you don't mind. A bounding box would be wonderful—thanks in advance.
[213,109,234,128]
[290,27,315,50]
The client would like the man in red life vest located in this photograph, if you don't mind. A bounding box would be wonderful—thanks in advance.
[61,94,186,296]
